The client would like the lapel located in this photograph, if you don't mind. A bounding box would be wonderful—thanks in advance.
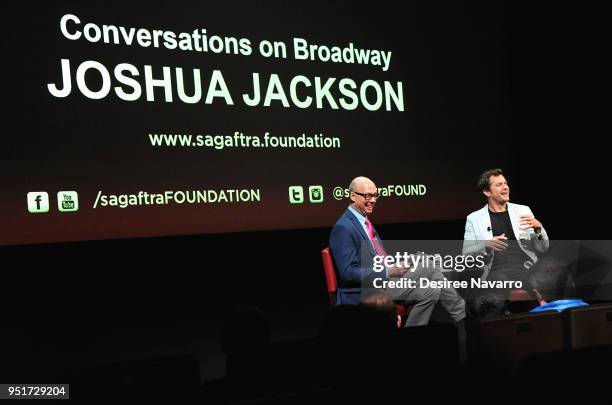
[344,209,376,256]
[477,204,493,239]
[507,203,522,241]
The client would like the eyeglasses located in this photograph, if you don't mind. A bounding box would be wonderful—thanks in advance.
[353,191,380,201]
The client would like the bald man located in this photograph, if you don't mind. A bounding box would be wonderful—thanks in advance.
[329,176,466,327]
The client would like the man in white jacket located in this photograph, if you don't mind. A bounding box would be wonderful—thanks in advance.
[462,168,549,317]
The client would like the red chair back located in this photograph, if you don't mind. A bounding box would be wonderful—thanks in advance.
[510,289,532,302]
[320,247,410,321]
[321,247,337,306]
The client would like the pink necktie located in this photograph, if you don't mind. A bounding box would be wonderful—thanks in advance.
[365,218,387,257]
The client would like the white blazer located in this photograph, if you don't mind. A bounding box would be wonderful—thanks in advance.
[462,202,549,280]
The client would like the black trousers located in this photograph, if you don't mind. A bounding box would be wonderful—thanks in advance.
[465,264,533,318]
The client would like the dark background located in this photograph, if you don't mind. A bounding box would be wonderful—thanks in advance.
[0,1,604,383]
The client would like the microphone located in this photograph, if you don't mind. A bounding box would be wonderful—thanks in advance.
[487,226,491,232]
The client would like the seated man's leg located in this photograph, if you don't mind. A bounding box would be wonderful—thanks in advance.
[403,285,441,327]
[466,267,524,318]
[420,265,466,322]
[382,259,466,326]
[381,265,442,326]
[466,289,506,319]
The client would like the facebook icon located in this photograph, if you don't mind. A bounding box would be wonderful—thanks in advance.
[27,192,50,213]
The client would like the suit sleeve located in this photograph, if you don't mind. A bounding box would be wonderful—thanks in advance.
[527,207,550,253]
[462,216,487,256]
[329,223,385,284]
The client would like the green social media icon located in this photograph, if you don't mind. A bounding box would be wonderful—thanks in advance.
[27,192,50,213]
[289,186,304,204]
[309,186,324,203]
[57,191,79,212]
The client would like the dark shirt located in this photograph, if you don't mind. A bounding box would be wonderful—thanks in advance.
[489,209,530,271]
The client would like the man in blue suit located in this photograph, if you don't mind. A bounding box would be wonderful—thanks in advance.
[329,176,466,327]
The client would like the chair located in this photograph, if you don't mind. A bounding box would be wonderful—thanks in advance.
[321,247,338,306]
[478,311,564,370]
[506,288,538,313]
[510,289,532,301]
[566,303,612,348]
[320,247,410,319]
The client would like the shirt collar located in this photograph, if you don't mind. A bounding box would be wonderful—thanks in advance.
[348,205,367,225]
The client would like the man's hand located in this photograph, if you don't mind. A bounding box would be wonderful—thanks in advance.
[388,265,409,278]
[486,234,508,252]
[519,214,542,233]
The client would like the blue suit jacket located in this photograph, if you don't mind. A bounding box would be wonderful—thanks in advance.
[329,209,388,305]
